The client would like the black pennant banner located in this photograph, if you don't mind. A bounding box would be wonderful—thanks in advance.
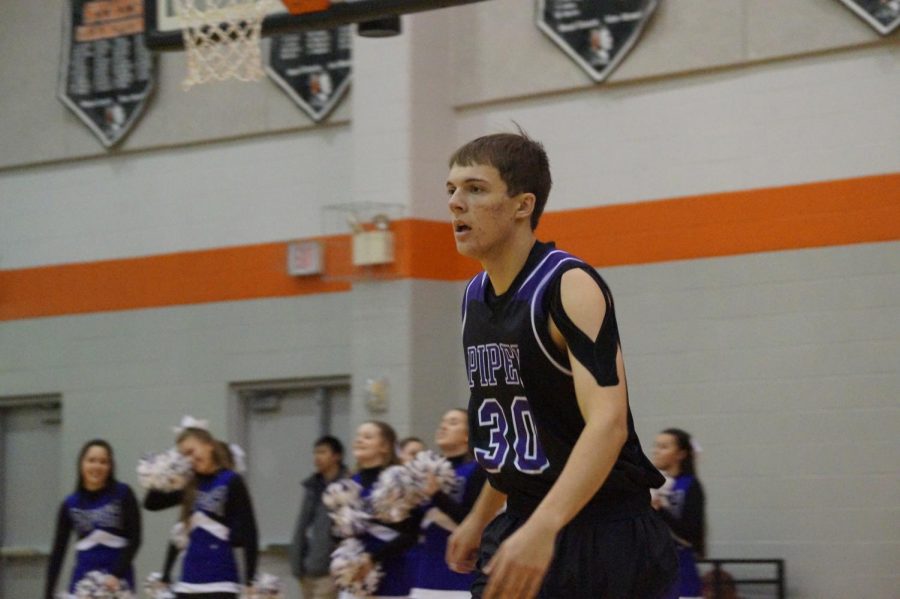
[838,0,900,35]
[59,0,155,148]
[266,25,352,123]
[537,0,659,83]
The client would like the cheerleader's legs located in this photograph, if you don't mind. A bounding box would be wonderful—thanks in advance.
[175,593,238,599]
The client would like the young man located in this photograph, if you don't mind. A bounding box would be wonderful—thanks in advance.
[289,436,347,599]
[445,132,678,598]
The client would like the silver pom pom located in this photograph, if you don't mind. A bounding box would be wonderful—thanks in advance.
[142,573,175,599]
[329,539,383,597]
[407,450,460,497]
[73,571,133,598]
[370,465,421,523]
[241,572,284,598]
[137,449,192,492]
[323,479,370,537]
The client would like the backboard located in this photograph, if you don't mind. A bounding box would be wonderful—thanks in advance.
[144,0,490,50]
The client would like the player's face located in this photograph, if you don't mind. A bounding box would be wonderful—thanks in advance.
[652,433,686,473]
[353,423,391,467]
[81,445,112,490]
[399,440,425,464]
[447,163,523,260]
[178,436,216,475]
[435,410,468,454]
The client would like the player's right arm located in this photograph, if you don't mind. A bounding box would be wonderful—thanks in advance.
[446,481,506,573]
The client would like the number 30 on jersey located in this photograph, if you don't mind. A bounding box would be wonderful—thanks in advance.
[474,397,550,474]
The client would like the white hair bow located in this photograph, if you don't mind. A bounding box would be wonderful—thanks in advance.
[172,415,209,434]
[229,443,247,473]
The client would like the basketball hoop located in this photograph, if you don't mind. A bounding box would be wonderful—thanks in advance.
[173,0,274,89]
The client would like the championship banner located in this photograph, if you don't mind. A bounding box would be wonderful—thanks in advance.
[838,0,900,35]
[59,0,155,147]
[266,25,352,122]
[537,0,659,83]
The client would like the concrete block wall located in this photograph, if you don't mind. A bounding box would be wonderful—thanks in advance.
[603,241,900,597]
[0,293,351,587]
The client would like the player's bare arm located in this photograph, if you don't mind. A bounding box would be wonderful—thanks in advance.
[446,480,507,574]
[482,268,629,599]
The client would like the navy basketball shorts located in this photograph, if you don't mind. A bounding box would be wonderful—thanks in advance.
[471,501,678,599]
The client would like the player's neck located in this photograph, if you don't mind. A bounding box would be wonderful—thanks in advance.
[482,231,536,295]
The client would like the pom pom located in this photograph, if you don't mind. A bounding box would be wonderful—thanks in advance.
[241,572,284,598]
[407,450,460,497]
[323,479,369,537]
[370,465,421,523]
[142,573,175,599]
[137,449,193,492]
[651,474,676,510]
[330,539,383,597]
[72,571,133,598]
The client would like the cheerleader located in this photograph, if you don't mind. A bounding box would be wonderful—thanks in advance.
[144,427,258,599]
[652,428,706,599]
[156,441,244,588]
[342,421,420,599]
[45,439,142,599]
[406,409,483,599]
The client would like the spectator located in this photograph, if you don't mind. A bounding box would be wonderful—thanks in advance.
[290,436,347,599]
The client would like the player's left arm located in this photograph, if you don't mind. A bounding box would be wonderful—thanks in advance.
[482,268,628,599]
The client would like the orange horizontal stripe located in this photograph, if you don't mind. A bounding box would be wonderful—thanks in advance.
[1,173,897,321]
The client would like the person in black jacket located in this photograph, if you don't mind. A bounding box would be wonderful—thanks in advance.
[653,428,706,599]
[289,435,347,599]
[45,439,142,599]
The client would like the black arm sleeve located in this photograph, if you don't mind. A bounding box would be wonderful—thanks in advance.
[371,510,422,565]
[161,542,179,583]
[659,480,705,553]
[44,502,72,599]
[226,475,258,584]
[547,266,620,387]
[110,486,142,578]
[430,466,487,524]
[143,489,183,511]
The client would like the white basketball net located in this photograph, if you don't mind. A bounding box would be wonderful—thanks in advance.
[174,0,273,89]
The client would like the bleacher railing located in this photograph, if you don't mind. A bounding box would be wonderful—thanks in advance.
[697,558,785,599]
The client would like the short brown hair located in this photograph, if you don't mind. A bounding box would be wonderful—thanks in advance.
[449,130,552,230]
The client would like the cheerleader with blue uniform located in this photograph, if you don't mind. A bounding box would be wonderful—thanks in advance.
[410,409,486,599]
[45,439,142,599]
[342,421,420,599]
[144,427,258,599]
[652,428,706,599]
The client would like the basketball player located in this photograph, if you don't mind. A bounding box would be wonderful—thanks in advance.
[445,131,678,598]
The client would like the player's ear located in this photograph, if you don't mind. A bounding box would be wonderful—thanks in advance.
[515,193,535,222]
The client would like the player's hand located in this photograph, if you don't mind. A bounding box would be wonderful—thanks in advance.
[446,515,483,573]
[482,520,555,599]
